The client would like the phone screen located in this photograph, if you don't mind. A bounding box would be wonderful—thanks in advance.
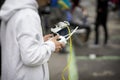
[57,27,69,37]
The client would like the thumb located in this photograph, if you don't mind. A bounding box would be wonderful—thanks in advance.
[54,35,60,40]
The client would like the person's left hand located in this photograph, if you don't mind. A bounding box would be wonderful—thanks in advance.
[44,34,53,42]
[82,8,88,16]
[83,9,88,16]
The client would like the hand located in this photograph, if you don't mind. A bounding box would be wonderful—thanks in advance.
[50,35,65,53]
[83,9,88,16]
[44,34,53,42]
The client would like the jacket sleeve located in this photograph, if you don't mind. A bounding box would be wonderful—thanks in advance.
[16,11,55,66]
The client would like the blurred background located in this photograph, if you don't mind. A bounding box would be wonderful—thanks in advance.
[0,0,120,80]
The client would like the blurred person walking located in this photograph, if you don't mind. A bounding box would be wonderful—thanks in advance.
[94,0,109,46]
[0,0,65,80]
[70,0,91,43]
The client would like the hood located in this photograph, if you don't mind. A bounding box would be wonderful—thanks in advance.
[0,0,38,22]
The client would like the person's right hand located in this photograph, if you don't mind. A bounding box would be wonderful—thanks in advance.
[50,35,65,53]
[83,9,88,16]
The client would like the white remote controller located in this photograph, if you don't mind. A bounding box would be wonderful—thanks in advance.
[57,26,78,44]
[58,36,67,44]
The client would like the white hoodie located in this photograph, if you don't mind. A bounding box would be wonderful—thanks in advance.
[0,0,55,80]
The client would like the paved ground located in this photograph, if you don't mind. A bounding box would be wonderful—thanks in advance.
[74,0,120,80]
[49,53,68,80]
[49,0,120,80]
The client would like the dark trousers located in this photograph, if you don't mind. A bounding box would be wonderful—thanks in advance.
[95,7,108,44]
[95,23,108,45]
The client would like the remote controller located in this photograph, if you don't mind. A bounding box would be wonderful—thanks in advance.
[57,36,67,44]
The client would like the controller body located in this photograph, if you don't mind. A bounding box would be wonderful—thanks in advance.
[58,36,67,44]
[51,21,69,44]
[50,21,78,44]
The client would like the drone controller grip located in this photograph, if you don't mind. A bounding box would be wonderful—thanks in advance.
[57,36,67,44]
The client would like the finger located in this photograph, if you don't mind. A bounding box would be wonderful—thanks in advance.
[49,34,54,37]
[61,43,65,47]
[58,46,62,50]
[58,42,65,48]
[55,46,62,53]
[54,35,60,40]
[55,48,60,53]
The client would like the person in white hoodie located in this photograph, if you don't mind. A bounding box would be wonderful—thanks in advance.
[0,0,65,80]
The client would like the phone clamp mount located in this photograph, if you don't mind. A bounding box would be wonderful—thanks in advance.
[51,21,78,44]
